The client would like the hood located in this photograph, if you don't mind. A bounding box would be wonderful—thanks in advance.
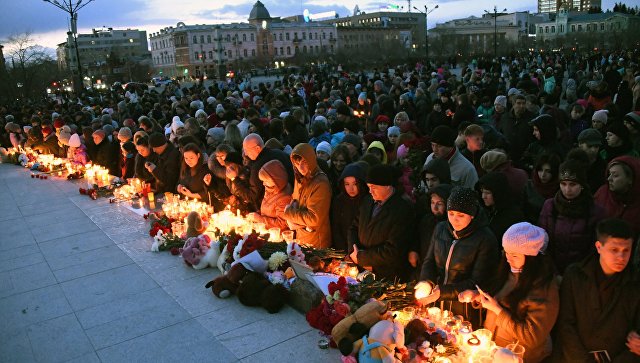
[366,141,388,164]
[339,161,368,184]
[427,183,453,202]
[531,114,557,145]
[422,157,452,184]
[259,160,289,192]
[291,143,319,178]
[476,172,511,208]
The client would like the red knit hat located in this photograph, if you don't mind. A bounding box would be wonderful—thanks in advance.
[53,119,64,129]
[42,126,53,136]
[375,115,391,125]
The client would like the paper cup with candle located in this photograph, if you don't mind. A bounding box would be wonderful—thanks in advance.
[414,281,433,300]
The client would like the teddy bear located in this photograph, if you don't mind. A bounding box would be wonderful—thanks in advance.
[205,263,250,298]
[185,211,205,238]
[349,319,406,363]
[332,300,389,355]
[236,271,289,314]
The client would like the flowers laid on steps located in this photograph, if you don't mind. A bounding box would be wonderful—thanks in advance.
[306,276,351,339]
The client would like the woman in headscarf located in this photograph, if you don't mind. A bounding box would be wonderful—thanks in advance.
[330,161,369,251]
[176,143,210,202]
[247,160,292,231]
[523,153,561,224]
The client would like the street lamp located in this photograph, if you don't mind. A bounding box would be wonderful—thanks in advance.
[413,5,439,64]
[484,5,507,59]
[43,0,95,93]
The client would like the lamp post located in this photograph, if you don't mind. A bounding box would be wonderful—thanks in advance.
[484,5,507,59]
[413,5,439,64]
[43,0,95,94]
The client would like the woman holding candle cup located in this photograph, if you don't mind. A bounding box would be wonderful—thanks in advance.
[176,143,210,201]
[134,136,157,185]
[416,186,500,327]
[458,222,559,363]
[246,160,292,231]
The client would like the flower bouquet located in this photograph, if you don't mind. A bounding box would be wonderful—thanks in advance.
[305,276,352,344]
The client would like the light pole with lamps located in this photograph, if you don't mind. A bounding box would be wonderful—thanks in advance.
[413,5,438,63]
[484,5,506,59]
[43,0,95,93]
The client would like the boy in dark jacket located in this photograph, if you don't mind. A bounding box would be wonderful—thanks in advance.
[555,218,640,362]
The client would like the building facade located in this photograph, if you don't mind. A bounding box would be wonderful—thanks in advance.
[538,0,602,13]
[535,10,640,49]
[56,28,150,79]
[149,1,337,79]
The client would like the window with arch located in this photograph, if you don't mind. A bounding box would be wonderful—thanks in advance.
[200,35,204,43]
[251,49,255,56]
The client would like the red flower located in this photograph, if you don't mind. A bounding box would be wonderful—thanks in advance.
[170,247,180,255]
[333,301,350,317]
[339,287,349,302]
[329,312,345,326]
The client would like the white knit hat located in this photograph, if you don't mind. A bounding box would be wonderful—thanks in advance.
[69,133,81,148]
[502,222,548,256]
[592,109,609,124]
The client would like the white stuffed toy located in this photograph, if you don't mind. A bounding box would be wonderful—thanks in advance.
[287,241,305,263]
[192,240,220,270]
[151,230,166,252]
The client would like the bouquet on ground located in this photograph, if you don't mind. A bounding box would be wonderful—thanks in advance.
[305,276,352,343]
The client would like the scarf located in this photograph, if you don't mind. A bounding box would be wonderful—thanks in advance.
[531,170,559,199]
[553,190,592,219]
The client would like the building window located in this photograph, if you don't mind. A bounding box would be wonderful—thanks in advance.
[551,26,555,33]
[243,49,247,57]
[578,24,582,32]
[280,47,283,54]
[287,46,291,55]
[302,32,306,40]
[274,48,278,55]
[286,33,290,40]
[303,45,307,53]
[207,35,211,43]
[200,35,204,43]
[250,33,254,41]
[208,51,213,59]
[295,46,299,53]
[226,34,231,42]
[228,50,232,58]
[545,26,549,33]
[194,51,199,59]
[322,32,326,39]
[571,25,575,32]
[243,34,246,41]
[560,25,564,32]
[193,36,197,44]
[600,23,604,30]
[251,49,255,56]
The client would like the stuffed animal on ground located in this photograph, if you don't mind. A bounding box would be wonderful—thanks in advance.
[350,320,406,363]
[236,271,289,313]
[205,263,249,298]
[332,300,389,354]
[180,235,211,268]
[185,211,205,238]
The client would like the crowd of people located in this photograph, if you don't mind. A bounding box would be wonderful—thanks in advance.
[2,49,640,362]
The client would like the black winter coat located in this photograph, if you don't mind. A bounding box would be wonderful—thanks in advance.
[349,192,415,281]
[93,140,118,175]
[554,254,640,363]
[150,143,181,193]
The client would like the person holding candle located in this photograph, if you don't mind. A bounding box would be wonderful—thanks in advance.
[458,222,559,363]
[67,133,89,166]
[176,143,210,201]
[246,160,292,231]
[134,136,157,186]
[283,143,332,248]
[417,186,500,326]
[221,151,252,214]
[120,141,137,180]
[204,144,233,211]
[92,129,118,175]
[554,218,640,362]
[348,163,414,280]
[146,132,181,194]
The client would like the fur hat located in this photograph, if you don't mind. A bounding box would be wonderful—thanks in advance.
[502,222,548,256]
[148,132,167,148]
[447,187,478,216]
[69,133,81,148]
[430,126,456,148]
[366,164,398,186]
[480,150,508,172]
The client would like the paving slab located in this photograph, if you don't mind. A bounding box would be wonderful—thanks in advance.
[0,261,58,299]
[26,313,94,363]
[0,285,73,332]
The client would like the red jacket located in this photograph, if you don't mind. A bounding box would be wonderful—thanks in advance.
[594,156,640,236]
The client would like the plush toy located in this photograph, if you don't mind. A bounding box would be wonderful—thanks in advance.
[332,300,389,354]
[236,271,289,313]
[204,263,249,298]
[180,235,213,268]
[350,320,406,363]
[151,230,166,252]
[185,211,205,238]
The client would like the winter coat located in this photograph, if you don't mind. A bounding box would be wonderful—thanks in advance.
[349,191,415,281]
[93,139,118,175]
[331,162,368,251]
[594,156,640,236]
[68,145,89,166]
[423,149,478,189]
[538,193,604,274]
[493,161,529,204]
[554,253,640,363]
[420,210,500,321]
[241,147,294,212]
[283,143,332,248]
[150,143,181,194]
[499,109,536,166]
[476,172,526,241]
[134,153,157,184]
[258,160,293,231]
[178,162,210,202]
[484,273,560,363]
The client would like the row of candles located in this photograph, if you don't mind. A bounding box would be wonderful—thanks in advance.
[84,164,110,185]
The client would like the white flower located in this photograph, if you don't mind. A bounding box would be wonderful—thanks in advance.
[435,344,446,354]
[268,252,288,271]
[267,271,286,285]
[232,239,245,261]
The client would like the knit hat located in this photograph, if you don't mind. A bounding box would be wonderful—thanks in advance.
[336,104,351,117]
[102,124,114,136]
[495,95,508,108]
[607,122,629,141]
[430,125,456,147]
[502,222,548,256]
[207,96,216,105]
[447,187,479,216]
[480,150,508,172]
[577,128,602,146]
[216,104,225,114]
[117,127,132,142]
[148,132,167,148]
[195,109,207,118]
[316,141,332,155]
[341,134,362,150]
[423,157,452,184]
[314,115,328,126]
[69,133,81,148]
[387,126,401,137]
[206,127,225,144]
[92,129,105,143]
[133,130,148,144]
[366,164,399,186]
[396,144,409,160]
[375,115,391,125]
[53,119,64,129]
[58,130,71,146]
[558,159,588,187]
[42,126,54,137]
[5,122,20,133]
[171,117,184,133]
[123,118,137,128]
[224,151,243,166]
[592,109,609,124]
[507,88,520,97]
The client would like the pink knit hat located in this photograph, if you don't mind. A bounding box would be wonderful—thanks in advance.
[502,222,548,256]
